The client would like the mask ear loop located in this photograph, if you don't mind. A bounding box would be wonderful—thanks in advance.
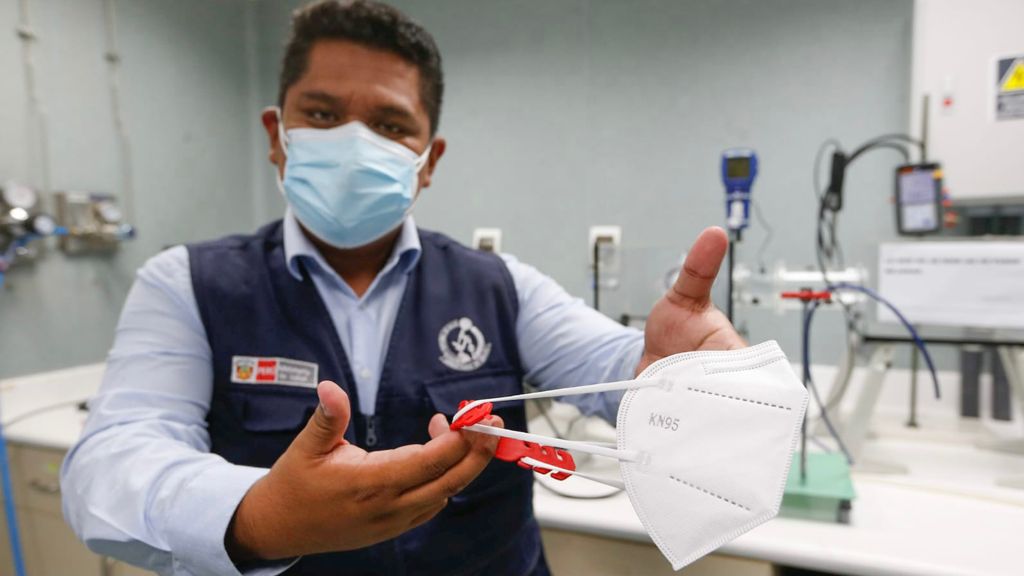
[274,107,289,197]
[519,457,626,490]
[453,378,668,468]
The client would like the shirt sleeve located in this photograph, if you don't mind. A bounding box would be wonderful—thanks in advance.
[60,246,295,576]
[500,254,644,423]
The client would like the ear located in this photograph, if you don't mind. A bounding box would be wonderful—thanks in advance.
[260,106,285,173]
[419,136,446,190]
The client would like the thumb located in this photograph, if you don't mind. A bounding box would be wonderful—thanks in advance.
[671,226,728,305]
[295,380,351,456]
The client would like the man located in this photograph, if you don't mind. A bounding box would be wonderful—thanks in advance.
[61,1,743,575]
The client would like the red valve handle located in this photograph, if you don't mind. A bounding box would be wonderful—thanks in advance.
[780,290,833,302]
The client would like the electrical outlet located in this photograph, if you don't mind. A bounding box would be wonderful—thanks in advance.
[588,225,621,254]
[588,225,622,285]
[472,227,502,253]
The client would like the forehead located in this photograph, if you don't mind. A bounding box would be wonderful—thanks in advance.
[290,40,427,115]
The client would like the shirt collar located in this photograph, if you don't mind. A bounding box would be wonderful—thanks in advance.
[282,209,422,282]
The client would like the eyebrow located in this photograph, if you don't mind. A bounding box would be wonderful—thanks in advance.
[374,105,418,124]
[295,90,341,106]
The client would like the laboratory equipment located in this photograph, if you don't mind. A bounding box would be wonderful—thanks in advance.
[895,163,943,235]
[54,191,135,254]
[0,181,66,288]
[721,148,758,232]
[779,289,856,523]
[720,148,758,322]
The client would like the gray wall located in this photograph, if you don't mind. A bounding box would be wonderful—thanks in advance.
[0,0,261,378]
[256,0,918,366]
[1,0,920,378]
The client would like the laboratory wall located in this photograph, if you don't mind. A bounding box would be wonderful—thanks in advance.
[1,0,922,378]
[911,0,1024,201]
[254,0,917,367]
[0,0,263,378]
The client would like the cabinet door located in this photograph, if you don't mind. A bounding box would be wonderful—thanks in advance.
[0,508,104,576]
[541,528,776,576]
[0,443,104,575]
[109,558,158,576]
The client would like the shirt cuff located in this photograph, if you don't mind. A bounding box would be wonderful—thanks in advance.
[570,335,645,423]
[164,463,298,576]
[608,336,645,381]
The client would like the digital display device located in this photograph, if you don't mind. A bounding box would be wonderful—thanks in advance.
[720,148,758,232]
[895,164,942,235]
[726,157,751,179]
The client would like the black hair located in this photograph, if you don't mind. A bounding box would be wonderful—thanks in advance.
[278,0,444,135]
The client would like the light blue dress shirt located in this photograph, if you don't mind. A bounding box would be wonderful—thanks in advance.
[61,212,644,576]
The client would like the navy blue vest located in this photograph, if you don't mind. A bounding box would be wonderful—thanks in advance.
[188,221,544,575]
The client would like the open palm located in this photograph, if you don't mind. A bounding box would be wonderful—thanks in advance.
[636,227,745,375]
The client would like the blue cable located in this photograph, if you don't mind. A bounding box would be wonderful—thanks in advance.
[802,300,854,464]
[0,397,28,576]
[830,282,941,400]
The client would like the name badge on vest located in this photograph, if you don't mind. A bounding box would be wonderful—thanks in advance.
[231,356,319,388]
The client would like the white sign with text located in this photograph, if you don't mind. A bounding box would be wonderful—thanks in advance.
[878,241,1024,329]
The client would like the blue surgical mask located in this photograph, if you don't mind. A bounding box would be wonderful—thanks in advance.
[276,109,431,249]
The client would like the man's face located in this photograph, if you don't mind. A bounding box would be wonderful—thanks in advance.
[262,40,445,191]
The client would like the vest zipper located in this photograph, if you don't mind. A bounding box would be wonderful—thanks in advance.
[365,414,379,448]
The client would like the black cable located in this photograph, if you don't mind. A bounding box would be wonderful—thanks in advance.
[726,234,735,322]
[813,139,842,202]
[592,240,600,311]
[849,133,924,161]
[848,141,911,164]
[751,198,774,273]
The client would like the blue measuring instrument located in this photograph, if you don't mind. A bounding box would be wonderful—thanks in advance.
[721,148,758,233]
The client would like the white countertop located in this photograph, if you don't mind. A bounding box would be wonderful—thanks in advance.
[533,438,1024,576]
[0,363,102,450]
[3,363,1024,575]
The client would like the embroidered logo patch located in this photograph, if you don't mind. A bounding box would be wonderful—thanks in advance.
[438,317,492,372]
[231,356,319,388]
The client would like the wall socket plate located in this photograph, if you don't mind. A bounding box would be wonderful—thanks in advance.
[588,225,622,281]
[588,225,621,253]
[472,227,502,253]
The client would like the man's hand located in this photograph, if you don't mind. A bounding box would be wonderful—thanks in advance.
[637,227,746,375]
[227,381,501,561]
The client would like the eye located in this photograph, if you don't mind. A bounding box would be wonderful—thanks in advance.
[305,109,338,124]
[372,122,406,137]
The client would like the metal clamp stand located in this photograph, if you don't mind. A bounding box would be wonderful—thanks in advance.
[820,338,908,473]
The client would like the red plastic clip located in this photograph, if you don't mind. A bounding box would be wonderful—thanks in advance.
[449,400,493,431]
[494,438,576,481]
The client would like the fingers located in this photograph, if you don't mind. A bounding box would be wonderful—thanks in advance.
[427,413,449,439]
[379,426,473,490]
[293,381,351,456]
[406,498,448,531]
[458,415,502,456]
[671,226,729,306]
[397,415,503,505]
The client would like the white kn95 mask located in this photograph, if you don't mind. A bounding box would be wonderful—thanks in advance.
[450,341,808,571]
